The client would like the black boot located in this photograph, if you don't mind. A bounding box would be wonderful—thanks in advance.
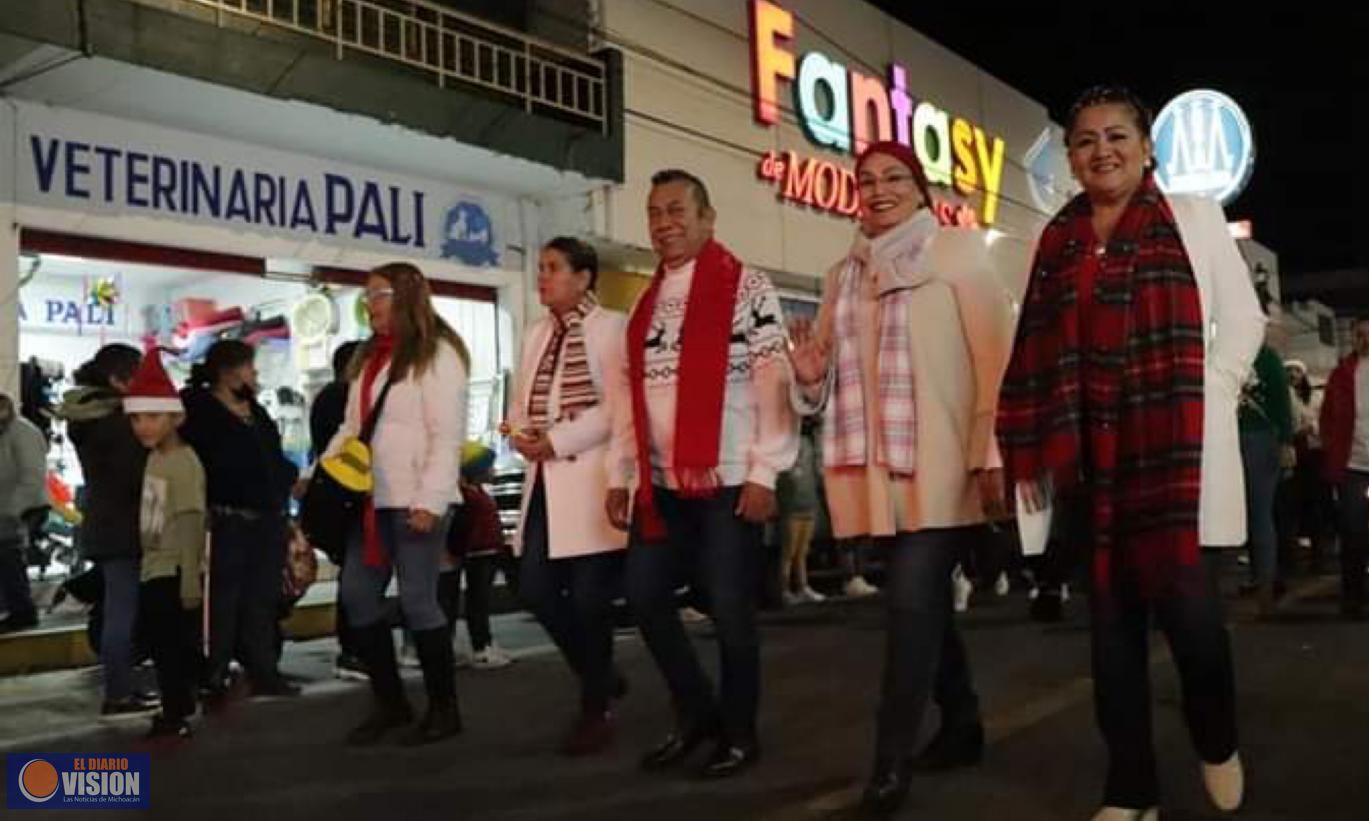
[346,621,413,746]
[402,627,462,746]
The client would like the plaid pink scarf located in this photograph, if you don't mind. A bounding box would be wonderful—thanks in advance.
[825,211,937,476]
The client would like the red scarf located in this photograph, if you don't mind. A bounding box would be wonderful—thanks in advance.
[360,333,395,568]
[997,176,1205,598]
[626,239,744,540]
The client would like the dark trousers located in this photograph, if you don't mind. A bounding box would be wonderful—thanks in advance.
[99,558,141,701]
[461,553,500,651]
[0,538,36,621]
[519,477,624,713]
[1240,427,1282,587]
[1091,551,1239,808]
[874,527,981,762]
[140,576,199,721]
[208,514,287,689]
[1338,470,1369,607]
[626,486,762,746]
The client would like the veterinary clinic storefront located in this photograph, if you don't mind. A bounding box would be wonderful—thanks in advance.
[0,100,528,540]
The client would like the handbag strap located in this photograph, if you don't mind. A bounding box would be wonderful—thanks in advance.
[358,378,396,446]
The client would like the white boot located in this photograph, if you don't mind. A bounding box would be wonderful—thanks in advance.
[1202,752,1244,812]
[1091,807,1158,821]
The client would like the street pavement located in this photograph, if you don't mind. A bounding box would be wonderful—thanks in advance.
[1,562,1366,820]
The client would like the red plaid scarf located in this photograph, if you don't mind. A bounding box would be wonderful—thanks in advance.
[526,293,599,428]
[359,333,395,569]
[626,240,744,540]
[997,176,1205,597]
[826,211,936,475]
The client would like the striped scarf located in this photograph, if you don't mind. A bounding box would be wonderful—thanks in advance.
[826,211,935,476]
[996,175,1206,598]
[527,293,599,428]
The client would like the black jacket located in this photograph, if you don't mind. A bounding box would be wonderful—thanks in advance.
[309,381,349,462]
[58,387,147,561]
[180,387,299,515]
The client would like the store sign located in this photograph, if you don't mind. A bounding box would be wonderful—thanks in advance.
[18,283,128,333]
[9,103,514,269]
[749,0,1007,225]
[1152,90,1255,206]
[756,150,978,226]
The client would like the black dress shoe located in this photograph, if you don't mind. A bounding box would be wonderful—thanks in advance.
[910,723,984,772]
[698,743,760,779]
[860,760,913,817]
[640,721,719,771]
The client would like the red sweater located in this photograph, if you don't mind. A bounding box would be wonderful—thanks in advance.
[1320,353,1362,484]
[447,480,505,558]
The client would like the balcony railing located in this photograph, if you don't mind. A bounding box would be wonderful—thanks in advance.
[169,0,608,132]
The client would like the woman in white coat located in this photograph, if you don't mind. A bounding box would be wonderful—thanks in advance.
[325,262,470,747]
[789,140,1014,817]
[996,86,1265,821]
[505,237,630,757]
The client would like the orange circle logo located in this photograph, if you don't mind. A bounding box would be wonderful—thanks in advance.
[18,759,60,802]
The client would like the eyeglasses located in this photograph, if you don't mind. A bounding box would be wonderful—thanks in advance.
[857,173,916,192]
[363,288,395,304]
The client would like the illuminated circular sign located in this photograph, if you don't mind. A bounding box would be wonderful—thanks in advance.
[1152,89,1255,205]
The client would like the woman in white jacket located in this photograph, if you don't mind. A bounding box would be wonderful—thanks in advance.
[325,262,469,747]
[997,87,1265,821]
[788,140,1014,816]
[504,237,630,757]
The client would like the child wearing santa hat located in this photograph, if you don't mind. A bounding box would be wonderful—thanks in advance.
[124,349,207,740]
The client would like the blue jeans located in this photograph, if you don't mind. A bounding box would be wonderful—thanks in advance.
[1240,427,1281,587]
[519,476,624,713]
[875,527,981,762]
[625,486,761,746]
[100,558,140,702]
[1091,550,1238,808]
[341,509,449,631]
[1339,470,1369,607]
[208,514,287,689]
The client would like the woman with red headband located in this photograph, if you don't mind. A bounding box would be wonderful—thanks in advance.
[789,139,1014,816]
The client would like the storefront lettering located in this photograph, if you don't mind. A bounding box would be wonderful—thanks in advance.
[749,0,1007,225]
[757,150,978,227]
[18,299,116,329]
[29,135,428,249]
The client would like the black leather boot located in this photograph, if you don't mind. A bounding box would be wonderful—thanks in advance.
[402,627,462,746]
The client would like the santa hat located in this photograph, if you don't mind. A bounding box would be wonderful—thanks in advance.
[123,351,184,414]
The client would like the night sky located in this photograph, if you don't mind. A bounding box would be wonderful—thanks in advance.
[872,4,1369,289]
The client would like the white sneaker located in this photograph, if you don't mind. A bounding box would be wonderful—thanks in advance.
[844,576,879,598]
[994,571,1011,597]
[472,645,514,670]
[798,586,826,604]
[781,591,803,608]
[953,567,974,613]
[679,606,709,624]
[1202,752,1244,812]
[1091,808,1158,821]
